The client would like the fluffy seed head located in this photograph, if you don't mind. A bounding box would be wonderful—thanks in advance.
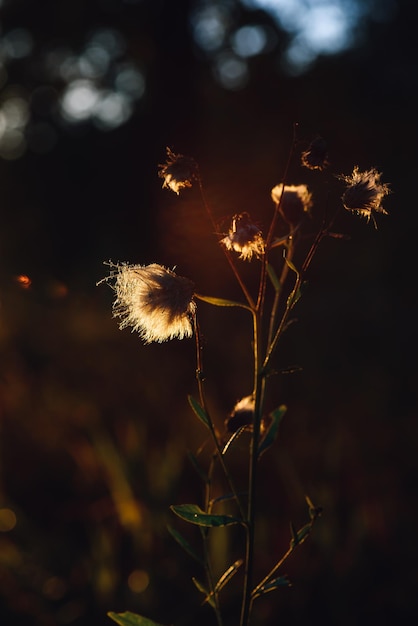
[220,212,265,261]
[341,166,389,224]
[271,184,313,226]
[301,136,329,171]
[158,147,198,195]
[101,262,196,343]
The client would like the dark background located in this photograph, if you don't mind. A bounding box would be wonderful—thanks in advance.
[0,1,417,625]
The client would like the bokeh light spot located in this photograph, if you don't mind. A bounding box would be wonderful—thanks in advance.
[128,569,149,594]
[191,5,229,52]
[215,53,249,90]
[115,64,146,99]
[231,25,267,57]
[0,508,17,532]
[15,274,32,289]
[1,28,34,59]
[93,90,132,130]
[60,79,100,122]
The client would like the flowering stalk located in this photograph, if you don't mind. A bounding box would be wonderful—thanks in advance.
[103,142,389,626]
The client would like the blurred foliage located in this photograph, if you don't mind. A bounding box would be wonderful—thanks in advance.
[0,0,417,625]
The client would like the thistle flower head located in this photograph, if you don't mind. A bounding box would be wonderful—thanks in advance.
[301,137,329,171]
[158,147,198,195]
[340,166,389,225]
[100,262,196,343]
[220,212,265,261]
[271,184,313,226]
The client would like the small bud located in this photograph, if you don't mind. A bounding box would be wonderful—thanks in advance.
[301,137,329,170]
[100,262,196,343]
[271,184,312,226]
[340,166,389,226]
[226,395,255,433]
[158,147,198,195]
[220,212,265,261]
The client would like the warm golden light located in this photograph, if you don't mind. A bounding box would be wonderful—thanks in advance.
[128,569,149,594]
[15,274,32,288]
[0,508,17,532]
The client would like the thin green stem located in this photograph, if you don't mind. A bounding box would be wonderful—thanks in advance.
[240,309,266,626]
[266,233,296,349]
[193,315,246,522]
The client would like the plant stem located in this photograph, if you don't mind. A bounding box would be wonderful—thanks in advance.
[240,308,265,626]
[197,176,255,309]
[193,315,246,522]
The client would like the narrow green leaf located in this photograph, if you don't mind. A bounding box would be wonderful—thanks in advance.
[214,559,243,593]
[284,256,299,277]
[170,504,240,527]
[107,612,166,626]
[188,395,210,429]
[290,522,312,548]
[252,576,291,598]
[222,427,246,455]
[266,263,281,292]
[167,525,204,566]
[192,577,216,608]
[258,404,287,458]
[195,294,251,311]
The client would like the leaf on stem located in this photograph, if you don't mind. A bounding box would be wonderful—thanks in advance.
[252,575,292,599]
[108,612,167,626]
[213,559,243,593]
[192,578,216,608]
[222,426,247,455]
[167,525,204,566]
[266,263,281,292]
[188,395,210,429]
[258,405,287,458]
[170,504,240,527]
[290,522,312,548]
[195,294,252,311]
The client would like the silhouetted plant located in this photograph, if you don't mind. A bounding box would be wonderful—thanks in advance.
[99,133,389,626]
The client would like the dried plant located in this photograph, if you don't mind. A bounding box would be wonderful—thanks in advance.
[99,136,389,626]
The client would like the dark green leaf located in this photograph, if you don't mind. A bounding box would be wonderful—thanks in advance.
[266,263,281,292]
[167,525,204,566]
[252,576,291,598]
[188,395,210,429]
[258,405,287,458]
[107,612,166,626]
[284,256,299,277]
[290,522,312,548]
[195,294,251,311]
[192,578,216,608]
[170,504,240,527]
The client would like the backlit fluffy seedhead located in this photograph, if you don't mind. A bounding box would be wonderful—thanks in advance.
[341,167,389,225]
[301,137,329,171]
[158,147,198,195]
[220,212,265,261]
[101,262,196,343]
[271,184,312,226]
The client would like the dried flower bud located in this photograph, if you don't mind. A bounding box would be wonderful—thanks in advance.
[158,147,198,195]
[220,212,265,261]
[301,137,329,171]
[225,395,255,433]
[340,166,389,225]
[225,395,270,436]
[100,262,196,343]
[271,184,312,226]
